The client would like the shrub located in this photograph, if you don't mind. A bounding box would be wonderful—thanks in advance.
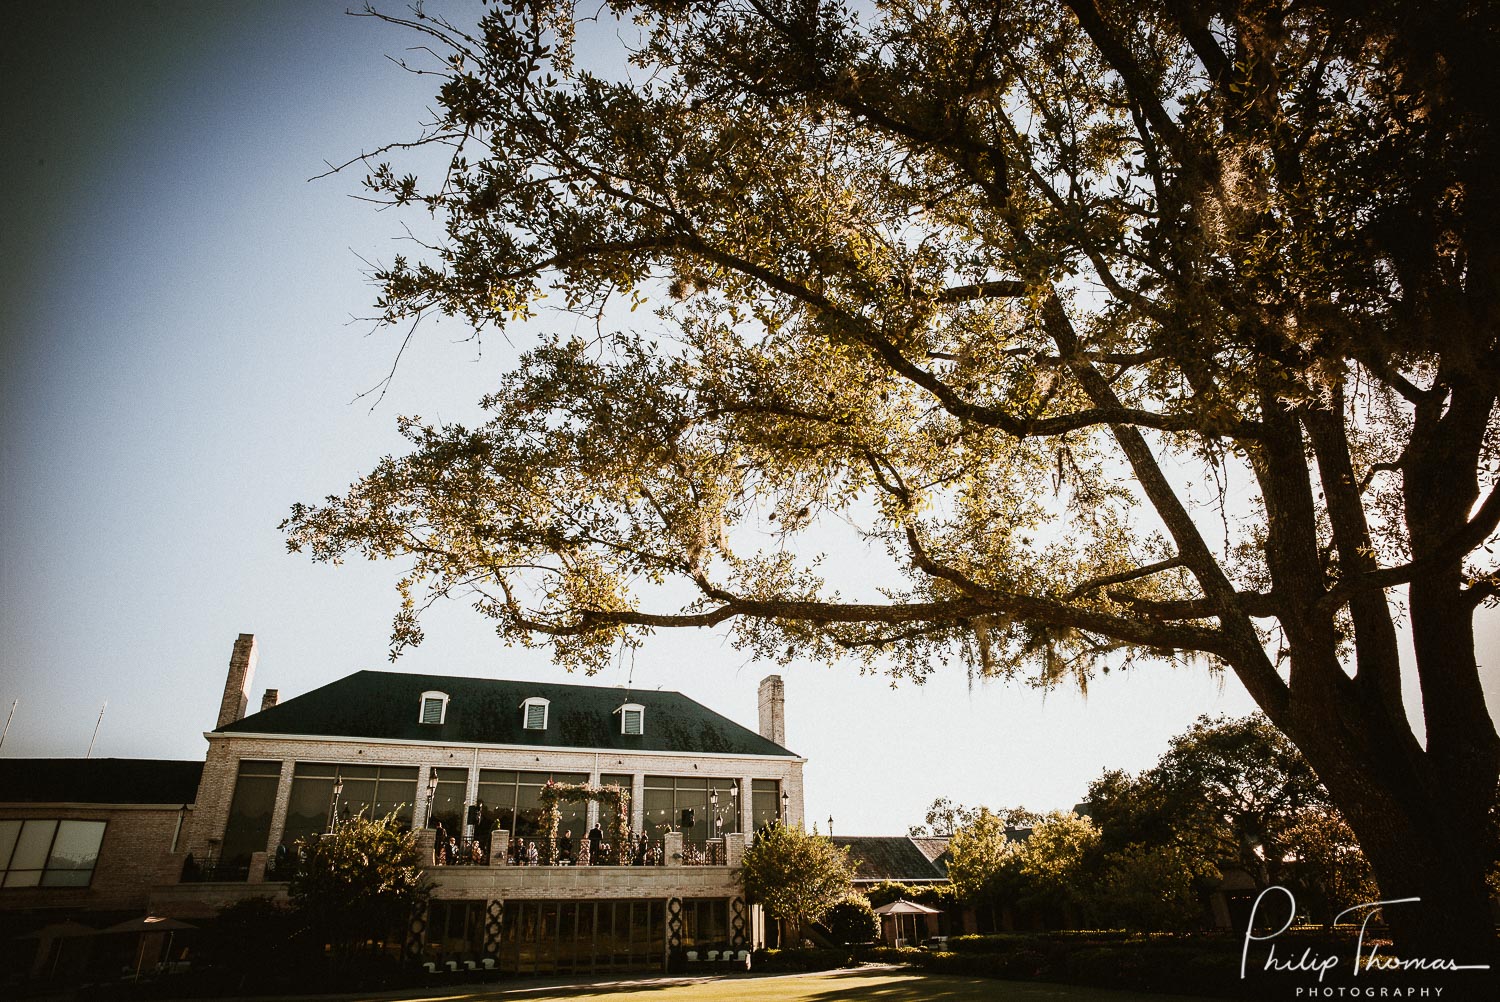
[826,896,880,945]
[858,945,928,965]
[750,947,857,972]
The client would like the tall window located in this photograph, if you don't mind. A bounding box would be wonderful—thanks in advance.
[643,776,740,844]
[428,767,468,838]
[0,819,107,887]
[283,763,418,848]
[222,760,283,864]
[476,770,588,842]
[752,780,782,833]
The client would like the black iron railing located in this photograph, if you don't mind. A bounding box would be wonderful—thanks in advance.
[180,857,250,883]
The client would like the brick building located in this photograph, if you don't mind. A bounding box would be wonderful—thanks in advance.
[2,634,806,976]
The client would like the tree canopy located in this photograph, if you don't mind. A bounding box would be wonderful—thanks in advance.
[288,813,431,959]
[1089,713,1328,888]
[286,0,1500,958]
[738,820,858,939]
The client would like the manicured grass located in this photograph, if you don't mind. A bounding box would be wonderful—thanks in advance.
[289,967,1220,1002]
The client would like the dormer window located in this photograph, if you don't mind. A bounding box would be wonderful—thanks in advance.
[522,697,550,730]
[617,702,645,736]
[419,691,449,725]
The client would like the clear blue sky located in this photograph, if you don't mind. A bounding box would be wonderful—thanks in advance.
[2,1,1494,836]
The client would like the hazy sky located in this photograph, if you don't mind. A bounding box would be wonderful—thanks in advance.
[2,1,1494,836]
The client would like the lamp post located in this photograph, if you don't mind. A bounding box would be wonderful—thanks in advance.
[425,770,439,827]
[780,788,789,823]
[327,772,344,833]
[710,788,720,833]
[828,815,834,838]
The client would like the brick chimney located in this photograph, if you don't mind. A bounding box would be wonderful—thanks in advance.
[216,634,258,729]
[259,688,279,713]
[757,675,785,747]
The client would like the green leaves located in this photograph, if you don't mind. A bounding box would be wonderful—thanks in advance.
[287,812,432,958]
[299,12,1500,950]
[738,821,858,927]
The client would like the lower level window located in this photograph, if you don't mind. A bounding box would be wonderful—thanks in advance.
[0,819,107,887]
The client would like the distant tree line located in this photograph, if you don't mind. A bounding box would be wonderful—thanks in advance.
[930,714,1387,932]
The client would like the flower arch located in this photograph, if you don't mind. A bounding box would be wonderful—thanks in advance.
[538,780,631,863]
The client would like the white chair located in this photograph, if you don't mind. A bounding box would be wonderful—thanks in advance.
[707,950,719,961]
[685,950,699,962]
[445,960,459,973]
[481,957,496,970]
[422,962,438,975]
[463,959,478,971]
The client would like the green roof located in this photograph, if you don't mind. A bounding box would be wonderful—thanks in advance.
[219,670,798,757]
[0,758,203,805]
[835,836,950,882]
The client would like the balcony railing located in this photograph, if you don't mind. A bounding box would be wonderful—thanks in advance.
[180,857,249,883]
[430,834,734,868]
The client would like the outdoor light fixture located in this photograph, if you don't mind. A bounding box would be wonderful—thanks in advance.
[425,770,439,826]
[828,815,834,837]
[780,789,789,818]
[327,772,345,833]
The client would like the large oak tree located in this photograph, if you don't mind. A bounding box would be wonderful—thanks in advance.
[286,0,1500,958]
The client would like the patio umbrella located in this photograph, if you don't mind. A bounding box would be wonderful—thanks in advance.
[99,916,197,980]
[14,920,99,978]
[14,920,97,940]
[873,899,940,946]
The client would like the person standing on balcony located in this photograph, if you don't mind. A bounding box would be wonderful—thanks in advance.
[588,822,603,864]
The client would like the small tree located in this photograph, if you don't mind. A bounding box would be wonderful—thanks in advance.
[289,812,431,962]
[1092,842,1204,933]
[739,822,857,944]
[826,896,880,945]
[1011,812,1100,927]
[945,807,1015,904]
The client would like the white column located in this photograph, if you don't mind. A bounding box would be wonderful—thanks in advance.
[631,773,646,834]
[740,775,754,835]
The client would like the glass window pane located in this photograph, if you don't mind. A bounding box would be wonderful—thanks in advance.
[222,761,281,865]
[707,779,739,835]
[374,766,417,825]
[431,768,468,836]
[0,819,20,870]
[338,777,378,820]
[48,821,105,871]
[3,867,41,887]
[643,788,673,839]
[678,786,709,843]
[40,868,92,887]
[284,773,336,848]
[11,820,56,870]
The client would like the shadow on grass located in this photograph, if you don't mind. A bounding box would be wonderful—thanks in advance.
[794,968,1216,1002]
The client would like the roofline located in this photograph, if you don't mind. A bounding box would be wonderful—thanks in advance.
[206,730,806,763]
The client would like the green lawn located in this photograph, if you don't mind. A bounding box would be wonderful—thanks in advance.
[249,967,1220,1002]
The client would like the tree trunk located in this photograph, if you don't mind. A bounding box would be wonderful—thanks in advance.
[1281,677,1497,966]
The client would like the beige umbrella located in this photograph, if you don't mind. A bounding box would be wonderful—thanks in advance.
[873,899,940,947]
